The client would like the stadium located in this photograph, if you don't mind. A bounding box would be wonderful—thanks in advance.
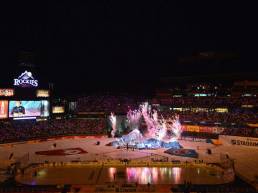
[1,2,258,193]
[0,63,257,193]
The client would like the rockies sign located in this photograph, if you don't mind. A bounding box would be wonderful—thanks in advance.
[14,71,38,87]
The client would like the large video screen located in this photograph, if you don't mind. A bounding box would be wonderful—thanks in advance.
[0,101,8,119]
[9,101,41,118]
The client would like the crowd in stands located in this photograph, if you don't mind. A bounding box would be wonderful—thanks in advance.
[165,110,258,125]
[157,95,258,127]
[0,116,257,144]
[0,119,106,143]
[77,95,257,124]
[162,110,258,138]
[221,127,258,137]
[158,95,258,138]
[0,94,257,143]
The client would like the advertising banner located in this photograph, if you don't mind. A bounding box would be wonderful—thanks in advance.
[219,135,258,148]
[183,125,224,134]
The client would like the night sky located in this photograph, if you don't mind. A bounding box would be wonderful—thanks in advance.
[1,1,257,94]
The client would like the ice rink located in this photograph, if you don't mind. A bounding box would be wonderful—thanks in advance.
[0,136,257,188]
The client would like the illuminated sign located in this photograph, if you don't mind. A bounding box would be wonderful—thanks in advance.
[36,90,49,97]
[52,106,65,114]
[14,71,38,87]
[194,93,211,97]
[242,93,253,97]
[172,108,183,111]
[192,108,209,112]
[0,89,14,96]
[215,108,228,113]
[241,105,254,108]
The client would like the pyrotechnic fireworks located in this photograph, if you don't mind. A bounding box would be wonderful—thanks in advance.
[111,102,182,142]
[127,109,142,130]
[139,102,182,142]
[110,112,117,138]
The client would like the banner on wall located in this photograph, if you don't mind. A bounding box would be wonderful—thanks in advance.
[231,138,258,147]
[219,135,258,147]
[182,125,224,134]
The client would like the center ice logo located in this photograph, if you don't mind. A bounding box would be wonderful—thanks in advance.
[14,71,38,87]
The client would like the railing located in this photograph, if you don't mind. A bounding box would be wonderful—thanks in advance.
[20,159,226,173]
